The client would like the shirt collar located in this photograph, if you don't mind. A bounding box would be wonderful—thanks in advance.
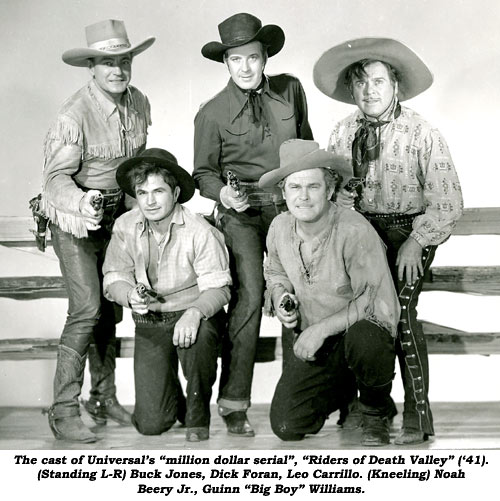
[227,75,288,124]
[87,79,139,121]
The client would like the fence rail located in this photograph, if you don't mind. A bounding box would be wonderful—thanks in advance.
[1,208,499,359]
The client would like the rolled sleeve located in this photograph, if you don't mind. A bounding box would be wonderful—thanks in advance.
[263,220,294,315]
[103,221,137,305]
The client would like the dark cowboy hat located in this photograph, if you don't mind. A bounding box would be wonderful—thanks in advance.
[201,13,285,63]
[259,140,352,189]
[116,148,195,203]
[313,37,433,103]
[62,19,155,67]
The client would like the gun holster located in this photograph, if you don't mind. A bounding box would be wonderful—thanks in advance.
[29,193,49,252]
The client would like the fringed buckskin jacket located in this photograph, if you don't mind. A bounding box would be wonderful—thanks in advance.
[41,79,151,238]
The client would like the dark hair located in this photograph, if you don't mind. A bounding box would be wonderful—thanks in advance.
[344,59,399,92]
[129,162,178,193]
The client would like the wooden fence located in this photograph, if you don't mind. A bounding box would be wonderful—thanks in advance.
[1,208,500,360]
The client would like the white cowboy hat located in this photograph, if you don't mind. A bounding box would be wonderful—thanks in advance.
[313,37,433,103]
[62,19,155,67]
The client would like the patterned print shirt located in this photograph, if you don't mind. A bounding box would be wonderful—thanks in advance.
[328,105,463,247]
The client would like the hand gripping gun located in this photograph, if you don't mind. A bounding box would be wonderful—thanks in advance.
[135,283,165,303]
[226,170,242,197]
[89,193,104,211]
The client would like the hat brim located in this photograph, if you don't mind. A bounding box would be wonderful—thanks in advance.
[116,154,195,204]
[202,25,285,63]
[62,37,156,67]
[258,150,353,189]
[313,38,433,103]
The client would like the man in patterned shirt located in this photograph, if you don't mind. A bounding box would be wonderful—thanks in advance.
[103,148,231,443]
[314,38,463,444]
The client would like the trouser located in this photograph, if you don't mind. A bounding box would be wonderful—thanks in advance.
[270,320,396,441]
[132,310,223,435]
[216,203,284,412]
[49,193,123,418]
[364,212,437,435]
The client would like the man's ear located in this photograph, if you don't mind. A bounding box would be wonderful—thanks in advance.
[174,186,181,203]
[394,80,399,96]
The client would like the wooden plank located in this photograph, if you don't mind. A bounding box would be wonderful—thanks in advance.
[1,325,500,360]
[1,208,500,245]
[453,207,500,235]
[0,276,66,299]
[3,264,500,300]
[0,336,278,362]
[423,266,500,295]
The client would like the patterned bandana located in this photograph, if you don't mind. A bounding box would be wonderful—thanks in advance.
[352,98,401,180]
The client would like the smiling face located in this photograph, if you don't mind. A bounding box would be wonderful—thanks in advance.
[283,168,334,224]
[89,55,132,101]
[135,173,180,223]
[224,41,266,90]
[350,61,397,118]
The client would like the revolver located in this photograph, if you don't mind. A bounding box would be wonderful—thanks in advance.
[344,177,365,193]
[29,193,49,252]
[135,283,165,303]
[279,293,297,313]
[90,193,103,211]
[226,170,242,197]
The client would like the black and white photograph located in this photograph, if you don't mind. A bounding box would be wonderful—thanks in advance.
[1,0,499,499]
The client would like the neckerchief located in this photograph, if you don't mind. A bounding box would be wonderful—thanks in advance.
[240,78,267,127]
[351,97,401,180]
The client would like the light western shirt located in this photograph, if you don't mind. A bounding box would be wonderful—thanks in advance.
[103,204,231,318]
[264,203,400,337]
[328,105,463,247]
[42,79,151,238]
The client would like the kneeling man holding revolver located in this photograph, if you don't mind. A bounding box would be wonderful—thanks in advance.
[103,148,231,442]
[261,140,400,446]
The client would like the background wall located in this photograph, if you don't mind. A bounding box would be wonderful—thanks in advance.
[1,0,499,407]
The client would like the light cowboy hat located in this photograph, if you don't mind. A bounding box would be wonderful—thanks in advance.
[313,37,433,103]
[202,12,285,63]
[62,19,155,67]
[258,140,352,189]
[116,148,195,204]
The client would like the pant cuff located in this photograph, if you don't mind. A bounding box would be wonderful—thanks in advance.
[217,398,250,415]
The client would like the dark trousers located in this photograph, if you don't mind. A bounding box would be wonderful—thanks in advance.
[50,219,119,415]
[365,215,436,435]
[216,204,282,411]
[132,310,223,435]
[270,320,396,441]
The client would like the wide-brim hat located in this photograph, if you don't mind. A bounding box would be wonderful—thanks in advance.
[259,140,352,189]
[116,148,195,204]
[62,19,155,67]
[202,12,285,63]
[313,37,433,103]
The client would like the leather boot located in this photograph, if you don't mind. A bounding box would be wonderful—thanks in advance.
[360,403,390,446]
[86,342,132,425]
[49,345,97,443]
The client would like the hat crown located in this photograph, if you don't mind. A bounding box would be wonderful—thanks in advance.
[138,148,179,167]
[85,19,131,51]
[218,13,263,45]
[280,140,321,169]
